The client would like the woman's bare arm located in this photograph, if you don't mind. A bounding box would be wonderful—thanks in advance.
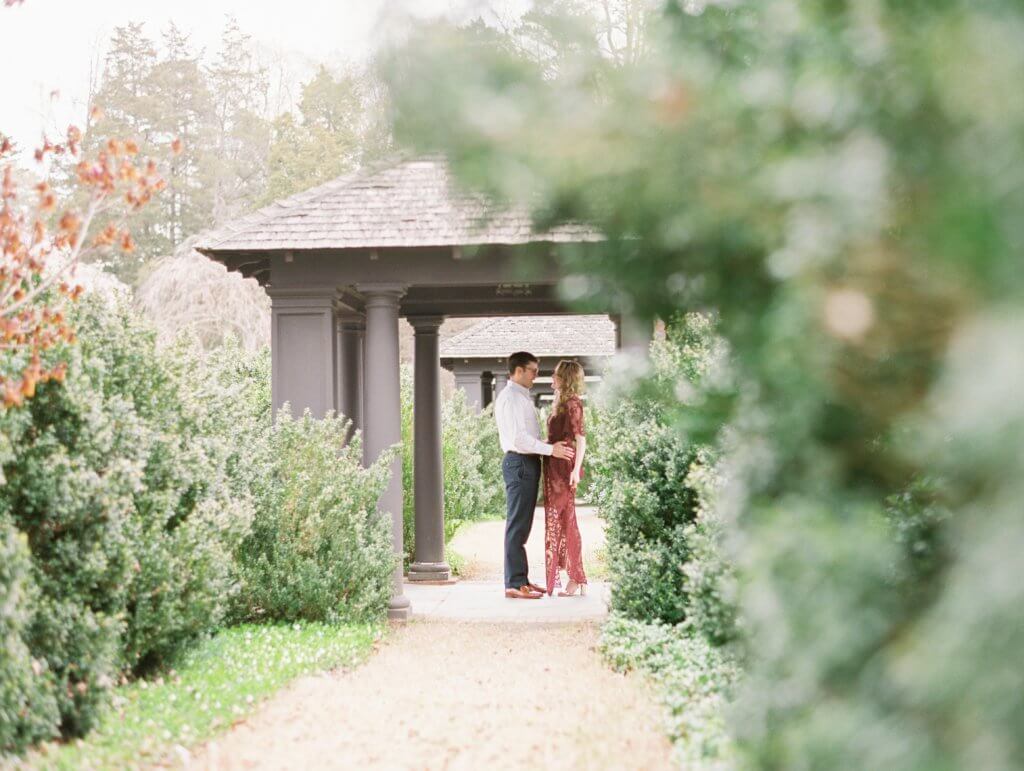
[571,434,587,485]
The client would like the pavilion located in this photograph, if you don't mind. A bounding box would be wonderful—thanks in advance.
[441,315,617,409]
[196,156,651,620]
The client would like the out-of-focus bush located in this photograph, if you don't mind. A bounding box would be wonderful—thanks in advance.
[386,0,1024,764]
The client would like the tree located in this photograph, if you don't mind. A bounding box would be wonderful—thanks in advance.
[485,0,651,74]
[146,23,215,253]
[0,120,166,409]
[204,16,272,223]
[78,23,164,281]
[263,64,392,204]
[384,1,1024,767]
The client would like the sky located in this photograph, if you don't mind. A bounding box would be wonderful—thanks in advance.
[0,0,496,157]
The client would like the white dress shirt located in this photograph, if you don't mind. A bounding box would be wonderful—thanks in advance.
[494,380,553,456]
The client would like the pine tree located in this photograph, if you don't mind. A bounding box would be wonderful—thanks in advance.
[147,23,215,254]
[263,64,392,204]
[204,16,271,223]
[83,22,163,282]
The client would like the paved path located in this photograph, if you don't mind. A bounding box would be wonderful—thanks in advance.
[449,505,606,583]
[406,505,609,623]
[404,580,610,622]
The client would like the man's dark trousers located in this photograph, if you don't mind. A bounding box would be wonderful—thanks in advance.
[502,452,541,589]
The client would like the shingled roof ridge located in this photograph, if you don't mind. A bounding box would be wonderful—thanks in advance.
[195,153,429,251]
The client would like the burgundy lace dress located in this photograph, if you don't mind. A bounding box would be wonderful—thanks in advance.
[543,396,587,595]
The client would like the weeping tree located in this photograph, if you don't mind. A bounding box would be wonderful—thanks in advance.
[135,239,269,351]
[382,0,1024,767]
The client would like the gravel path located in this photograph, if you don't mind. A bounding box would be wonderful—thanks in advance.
[188,620,671,771]
[182,507,667,770]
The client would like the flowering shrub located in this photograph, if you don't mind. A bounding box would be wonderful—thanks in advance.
[230,408,395,624]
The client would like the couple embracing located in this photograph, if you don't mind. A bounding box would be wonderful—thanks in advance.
[494,352,588,600]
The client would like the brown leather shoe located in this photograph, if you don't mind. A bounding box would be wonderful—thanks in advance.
[505,586,542,600]
[526,582,547,596]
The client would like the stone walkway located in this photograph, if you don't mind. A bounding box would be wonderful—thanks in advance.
[448,505,607,583]
[406,505,609,622]
[183,506,673,770]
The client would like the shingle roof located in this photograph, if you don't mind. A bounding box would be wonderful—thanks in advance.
[194,156,601,253]
[440,316,616,359]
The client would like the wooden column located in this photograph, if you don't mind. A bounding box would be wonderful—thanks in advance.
[359,283,410,620]
[408,316,450,582]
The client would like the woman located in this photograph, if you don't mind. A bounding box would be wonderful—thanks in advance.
[543,359,588,597]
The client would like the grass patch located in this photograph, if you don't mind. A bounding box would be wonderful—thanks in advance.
[29,622,382,769]
[587,545,610,581]
[447,547,468,576]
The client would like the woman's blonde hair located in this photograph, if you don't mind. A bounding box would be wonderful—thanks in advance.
[553,359,585,413]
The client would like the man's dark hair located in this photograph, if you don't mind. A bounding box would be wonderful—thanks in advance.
[508,351,539,375]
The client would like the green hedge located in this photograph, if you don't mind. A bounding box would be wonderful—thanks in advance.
[0,297,249,739]
[229,408,395,624]
[591,316,741,767]
[0,299,397,757]
[600,615,739,769]
[590,315,732,630]
[0,514,59,755]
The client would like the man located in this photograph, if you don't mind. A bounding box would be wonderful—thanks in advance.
[494,351,575,599]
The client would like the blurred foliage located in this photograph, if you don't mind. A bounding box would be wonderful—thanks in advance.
[385,1,1024,766]
[601,614,739,769]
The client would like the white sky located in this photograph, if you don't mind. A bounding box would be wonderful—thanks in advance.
[0,0,502,157]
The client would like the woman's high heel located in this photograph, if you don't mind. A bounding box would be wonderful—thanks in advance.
[558,580,587,597]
